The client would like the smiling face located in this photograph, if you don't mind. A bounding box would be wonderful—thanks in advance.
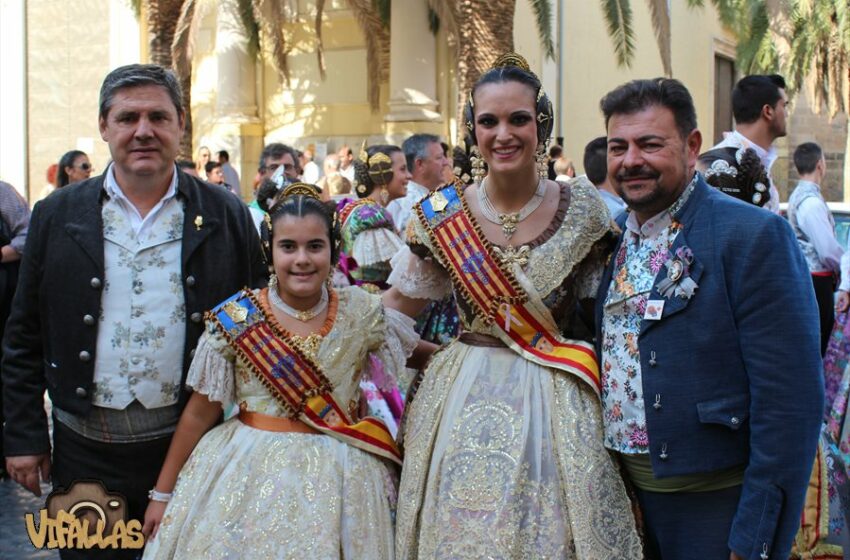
[473,80,538,177]
[271,213,332,308]
[606,104,701,223]
[99,84,184,186]
[386,151,411,201]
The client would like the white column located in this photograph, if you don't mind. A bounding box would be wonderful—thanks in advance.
[215,0,258,118]
[109,0,141,69]
[0,0,28,199]
[385,0,441,122]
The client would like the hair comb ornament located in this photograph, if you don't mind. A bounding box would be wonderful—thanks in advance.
[367,151,393,187]
[358,140,369,165]
[281,182,321,199]
[490,52,532,72]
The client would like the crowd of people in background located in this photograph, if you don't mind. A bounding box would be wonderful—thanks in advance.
[0,55,849,560]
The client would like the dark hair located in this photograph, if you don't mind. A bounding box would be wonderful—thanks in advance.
[99,64,183,120]
[218,150,230,162]
[600,78,697,139]
[176,159,196,170]
[583,136,609,186]
[352,145,402,198]
[267,193,341,266]
[549,145,563,159]
[732,75,786,124]
[793,142,823,175]
[205,161,222,174]
[57,150,88,188]
[452,145,473,185]
[463,64,554,147]
[259,143,296,171]
[402,134,440,170]
[256,179,280,212]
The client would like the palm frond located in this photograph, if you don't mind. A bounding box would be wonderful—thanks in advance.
[645,0,672,76]
[374,0,390,27]
[237,0,260,58]
[527,0,555,59]
[345,0,390,111]
[428,7,440,34]
[686,0,704,7]
[600,0,635,68]
[252,0,291,86]
[315,0,327,80]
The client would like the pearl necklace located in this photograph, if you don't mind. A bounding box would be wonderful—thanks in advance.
[268,284,329,322]
[477,178,546,240]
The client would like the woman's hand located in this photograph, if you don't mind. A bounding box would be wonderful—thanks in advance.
[142,500,168,541]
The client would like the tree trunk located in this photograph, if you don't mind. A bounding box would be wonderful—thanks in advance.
[145,0,194,158]
[455,0,517,143]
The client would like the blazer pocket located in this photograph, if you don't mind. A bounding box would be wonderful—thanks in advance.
[697,394,750,430]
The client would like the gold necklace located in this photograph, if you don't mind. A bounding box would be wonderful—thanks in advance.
[477,178,546,240]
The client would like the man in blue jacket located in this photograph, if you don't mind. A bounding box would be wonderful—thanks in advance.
[595,78,823,560]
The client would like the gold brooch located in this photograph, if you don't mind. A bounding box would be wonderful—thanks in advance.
[194,215,203,231]
[430,191,449,212]
[223,301,248,323]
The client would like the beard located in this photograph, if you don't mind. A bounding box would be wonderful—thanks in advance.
[613,166,663,212]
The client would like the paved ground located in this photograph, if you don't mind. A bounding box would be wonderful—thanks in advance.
[0,476,58,559]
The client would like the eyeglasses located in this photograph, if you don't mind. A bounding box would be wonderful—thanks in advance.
[77,162,93,171]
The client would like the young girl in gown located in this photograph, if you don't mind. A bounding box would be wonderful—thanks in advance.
[142,183,418,559]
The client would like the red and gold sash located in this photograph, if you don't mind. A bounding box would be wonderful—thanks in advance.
[416,185,601,395]
[209,289,402,464]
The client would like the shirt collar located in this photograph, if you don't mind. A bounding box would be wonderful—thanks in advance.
[796,179,821,192]
[104,164,179,205]
[624,173,697,240]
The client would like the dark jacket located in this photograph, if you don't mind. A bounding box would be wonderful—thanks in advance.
[595,175,824,560]
[2,170,267,456]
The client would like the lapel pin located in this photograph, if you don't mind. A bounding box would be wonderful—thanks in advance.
[194,215,203,231]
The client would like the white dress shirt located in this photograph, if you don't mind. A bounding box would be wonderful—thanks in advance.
[712,130,781,214]
[386,181,429,233]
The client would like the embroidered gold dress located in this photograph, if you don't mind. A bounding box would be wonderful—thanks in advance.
[389,178,643,559]
[143,287,418,560]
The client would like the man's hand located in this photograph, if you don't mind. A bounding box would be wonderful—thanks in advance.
[837,290,850,313]
[6,454,51,496]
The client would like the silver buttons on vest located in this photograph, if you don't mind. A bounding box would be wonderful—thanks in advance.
[90,277,102,289]
[79,351,91,362]
[186,275,196,287]
[83,314,95,326]
[731,416,740,426]
[190,312,202,323]
[75,387,87,398]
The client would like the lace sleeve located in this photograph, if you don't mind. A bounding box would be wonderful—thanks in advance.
[367,307,420,393]
[186,330,236,405]
[387,245,452,300]
[351,227,405,267]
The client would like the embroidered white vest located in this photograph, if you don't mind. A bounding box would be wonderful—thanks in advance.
[92,197,186,409]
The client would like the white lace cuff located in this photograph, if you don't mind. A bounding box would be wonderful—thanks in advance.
[186,331,236,405]
[387,245,452,300]
[351,228,405,267]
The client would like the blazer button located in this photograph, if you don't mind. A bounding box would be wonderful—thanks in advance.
[79,350,91,362]
[659,443,668,460]
[190,312,202,323]
[90,277,102,289]
[83,314,96,326]
[653,394,662,410]
[730,416,740,425]
[75,387,87,398]
[648,351,657,367]
[186,275,196,287]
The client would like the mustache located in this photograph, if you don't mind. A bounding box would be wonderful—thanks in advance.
[616,167,660,181]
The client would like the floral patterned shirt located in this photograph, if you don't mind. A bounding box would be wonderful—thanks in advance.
[92,167,186,409]
[601,176,696,454]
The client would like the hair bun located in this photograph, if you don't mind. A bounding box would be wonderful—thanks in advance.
[281,182,321,200]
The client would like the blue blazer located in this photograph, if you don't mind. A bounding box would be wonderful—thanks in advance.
[595,176,824,560]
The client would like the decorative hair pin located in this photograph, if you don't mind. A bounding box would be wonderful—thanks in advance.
[281,182,321,200]
[490,52,531,72]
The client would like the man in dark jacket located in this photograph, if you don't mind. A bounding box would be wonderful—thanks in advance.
[2,64,265,559]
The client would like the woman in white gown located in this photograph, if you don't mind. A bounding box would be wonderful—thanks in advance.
[383,53,643,559]
[142,183,419,559]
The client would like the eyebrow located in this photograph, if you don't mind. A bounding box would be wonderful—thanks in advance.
[608,134,666,144]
